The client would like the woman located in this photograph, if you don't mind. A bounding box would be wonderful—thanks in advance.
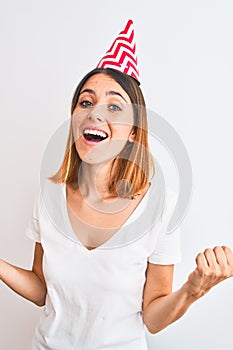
[1,20,233,350]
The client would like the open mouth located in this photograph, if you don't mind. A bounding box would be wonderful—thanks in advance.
[83,128,109,143]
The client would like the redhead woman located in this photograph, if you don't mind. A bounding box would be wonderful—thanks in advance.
[0,20,233,350]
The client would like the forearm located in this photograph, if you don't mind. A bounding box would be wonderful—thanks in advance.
[143,246,233,334]
[143,282,198,334]
[0,258,47,306]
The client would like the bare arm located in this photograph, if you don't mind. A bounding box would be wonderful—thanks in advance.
[0,243,47,306]
[143,246,233,334]
[142,265,196,334]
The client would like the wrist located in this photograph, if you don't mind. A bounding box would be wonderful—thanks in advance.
[180,281,203,302]
[0,259,3,279]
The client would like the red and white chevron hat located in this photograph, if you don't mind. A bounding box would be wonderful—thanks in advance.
[96,19,139,82]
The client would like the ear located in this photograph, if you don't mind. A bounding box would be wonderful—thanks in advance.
[128,127,136,143]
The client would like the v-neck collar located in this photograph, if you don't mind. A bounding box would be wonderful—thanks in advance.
[61,182,152,252]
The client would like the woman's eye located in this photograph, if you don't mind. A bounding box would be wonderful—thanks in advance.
[108,104,122,112]
[79,100,93,108]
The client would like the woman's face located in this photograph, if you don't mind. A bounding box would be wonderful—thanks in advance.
[72,73,135,165]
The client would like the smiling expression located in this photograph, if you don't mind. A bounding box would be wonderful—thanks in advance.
[72,73,135,164]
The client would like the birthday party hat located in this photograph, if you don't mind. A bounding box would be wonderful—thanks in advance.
[96,19,139,82]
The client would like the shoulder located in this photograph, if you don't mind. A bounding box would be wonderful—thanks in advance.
[162,187,178,217]
[165,186,178,203]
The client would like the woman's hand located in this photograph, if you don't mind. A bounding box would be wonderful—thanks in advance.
[184,246,233,299]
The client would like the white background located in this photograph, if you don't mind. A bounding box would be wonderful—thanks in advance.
[0,1,233,349]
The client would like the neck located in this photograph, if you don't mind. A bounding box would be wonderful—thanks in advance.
[78,159,115,202]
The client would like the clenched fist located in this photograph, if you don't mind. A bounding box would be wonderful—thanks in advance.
[185,246,233,299]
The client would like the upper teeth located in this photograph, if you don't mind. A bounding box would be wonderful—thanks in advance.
[83,129,108,138]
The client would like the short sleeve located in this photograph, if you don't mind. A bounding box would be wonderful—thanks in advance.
[25,188,42,243]
[148,187,182,265]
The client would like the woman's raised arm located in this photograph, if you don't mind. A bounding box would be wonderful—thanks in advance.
[143,246,233,334]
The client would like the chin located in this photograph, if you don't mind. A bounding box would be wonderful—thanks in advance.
[80,155,116,166]
[76,142,121,164]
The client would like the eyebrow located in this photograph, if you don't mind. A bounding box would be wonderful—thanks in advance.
[80,89,127,102]
[80,89,95,96]
[106,90,127,102]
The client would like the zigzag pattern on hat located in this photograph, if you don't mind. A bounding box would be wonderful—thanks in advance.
[97,20,139,82]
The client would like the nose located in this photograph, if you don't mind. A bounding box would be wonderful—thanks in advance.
[87,105,104,122]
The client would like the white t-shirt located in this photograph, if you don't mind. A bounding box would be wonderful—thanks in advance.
[25,179,182,350]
